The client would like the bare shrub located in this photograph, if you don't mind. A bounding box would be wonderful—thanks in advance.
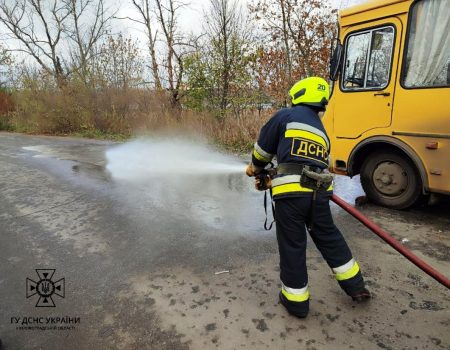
[0,89,15,130]
[7,75,270,150]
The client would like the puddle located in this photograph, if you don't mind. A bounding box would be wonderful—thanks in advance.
[21,142,266,234]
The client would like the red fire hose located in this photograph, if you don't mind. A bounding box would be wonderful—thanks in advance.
[331,194,450,289]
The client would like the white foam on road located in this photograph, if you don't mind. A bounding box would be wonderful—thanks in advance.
[105,138,245,181]
[22,145,54,158]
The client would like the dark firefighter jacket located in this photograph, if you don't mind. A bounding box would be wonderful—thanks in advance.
[251,105,333,198]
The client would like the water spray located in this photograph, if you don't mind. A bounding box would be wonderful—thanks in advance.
[105,138,245,181]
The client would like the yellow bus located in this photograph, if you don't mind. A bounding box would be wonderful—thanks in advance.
[324,0,450,209]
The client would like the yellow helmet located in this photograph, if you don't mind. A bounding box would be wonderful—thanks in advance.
[289,77,330,109]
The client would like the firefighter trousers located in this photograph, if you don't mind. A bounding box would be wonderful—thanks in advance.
[274,192,365,316]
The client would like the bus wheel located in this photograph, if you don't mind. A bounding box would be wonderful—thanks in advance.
[360,151,421,209]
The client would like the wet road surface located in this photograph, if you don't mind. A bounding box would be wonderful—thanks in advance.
[0,132,449,350]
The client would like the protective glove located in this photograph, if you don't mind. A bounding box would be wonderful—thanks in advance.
[255,174,272,191]
[245,162,256,177]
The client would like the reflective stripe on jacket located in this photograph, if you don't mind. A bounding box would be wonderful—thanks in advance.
[251,105,332,198]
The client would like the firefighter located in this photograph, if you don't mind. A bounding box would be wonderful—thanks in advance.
[246,77,371,318]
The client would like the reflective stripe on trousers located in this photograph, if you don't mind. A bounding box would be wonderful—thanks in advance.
[281,283,309,303]
[333,258,360,281]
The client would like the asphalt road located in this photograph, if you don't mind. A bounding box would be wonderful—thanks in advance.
[0,132,449,350]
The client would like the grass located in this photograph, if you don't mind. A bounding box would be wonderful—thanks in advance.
[0,84,271,152]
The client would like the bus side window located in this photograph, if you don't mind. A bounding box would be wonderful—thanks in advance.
[342,27,394,91]
[367,28,394,88]
[403,0,450,88]
[343,32,370,89]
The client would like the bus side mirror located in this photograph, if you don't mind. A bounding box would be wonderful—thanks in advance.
[330,39,344,82]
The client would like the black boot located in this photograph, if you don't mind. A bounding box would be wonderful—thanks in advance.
[279,292,309,318]
[350,288,371,302]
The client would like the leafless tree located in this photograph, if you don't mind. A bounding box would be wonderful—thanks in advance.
[128,0,162,89]
[155,0,183,107]
[67,0,115,85]
[0,0,114,87]
[0,42,11,67]
[0,0,70,86]
[205,0,250,116]
[127,0,188,107]
[0,42,12,87]
[279,0,292,85]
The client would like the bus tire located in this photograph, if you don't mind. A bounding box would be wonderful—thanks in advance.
[360,151,422,209]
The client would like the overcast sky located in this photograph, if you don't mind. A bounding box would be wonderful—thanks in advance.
[1,0,368,67]
[114,0,368,40]
[1,0,368,49]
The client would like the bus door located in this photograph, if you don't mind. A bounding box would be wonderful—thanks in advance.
[334,18,402,138]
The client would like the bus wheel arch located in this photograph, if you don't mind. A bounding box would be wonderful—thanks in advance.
[348,137,429,209]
